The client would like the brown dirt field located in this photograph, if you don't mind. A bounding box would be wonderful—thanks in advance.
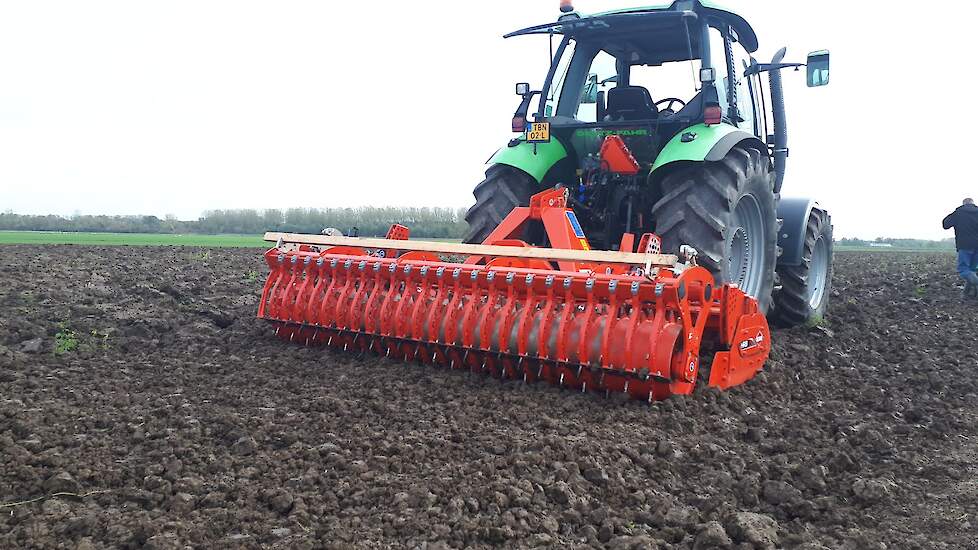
[1,246,977,549]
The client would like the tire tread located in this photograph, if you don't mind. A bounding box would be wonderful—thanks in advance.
[463,166,536,244]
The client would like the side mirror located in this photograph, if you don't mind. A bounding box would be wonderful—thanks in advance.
[582,73,599,104]
[806,50,830,87]
[516,82,530,96]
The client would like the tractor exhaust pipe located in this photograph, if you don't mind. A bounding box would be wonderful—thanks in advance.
[769,47,788,194]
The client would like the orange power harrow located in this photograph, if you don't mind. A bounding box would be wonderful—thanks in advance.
[258,189,771,401]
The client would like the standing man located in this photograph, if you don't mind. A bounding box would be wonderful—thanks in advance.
[943,198,978,299]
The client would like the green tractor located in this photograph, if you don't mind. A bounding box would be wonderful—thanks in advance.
[464,0,832,326]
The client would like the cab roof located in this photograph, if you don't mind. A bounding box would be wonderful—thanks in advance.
[505,1,759,54]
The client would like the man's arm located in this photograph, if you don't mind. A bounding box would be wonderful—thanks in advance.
[943,210,957,230]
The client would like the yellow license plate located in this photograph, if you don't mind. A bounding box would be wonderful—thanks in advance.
[525,122,551,143]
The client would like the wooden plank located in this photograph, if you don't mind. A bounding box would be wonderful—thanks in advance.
[263,232,678,266]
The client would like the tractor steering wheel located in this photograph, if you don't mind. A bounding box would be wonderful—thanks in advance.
[655,97,686,114]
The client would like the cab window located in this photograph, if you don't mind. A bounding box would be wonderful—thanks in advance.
[731,41,756,134]
[627,59,702,114]
[574,50,618,123]
[708,27,730,119]
[544,39,577,118]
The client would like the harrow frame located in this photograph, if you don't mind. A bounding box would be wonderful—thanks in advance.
[257,188,771,401]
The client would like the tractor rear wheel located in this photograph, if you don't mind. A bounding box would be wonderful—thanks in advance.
[651,146,778,312]
[463,165,536,244]
[771,209,833,326]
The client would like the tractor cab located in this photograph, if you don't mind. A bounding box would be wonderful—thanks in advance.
[509,4,759,157]
[501,1,773,247]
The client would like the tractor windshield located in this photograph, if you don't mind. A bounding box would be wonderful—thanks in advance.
[535,12,710,125]
[543,37,703,124]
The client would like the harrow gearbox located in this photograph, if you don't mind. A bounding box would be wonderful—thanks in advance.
[258,188,770,401]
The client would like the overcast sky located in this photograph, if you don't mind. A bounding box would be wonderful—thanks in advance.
[0,1,970,239]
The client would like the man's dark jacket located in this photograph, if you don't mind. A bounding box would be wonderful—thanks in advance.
[943,203,978,250]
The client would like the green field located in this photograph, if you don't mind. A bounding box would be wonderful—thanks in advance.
[0,231,267,247]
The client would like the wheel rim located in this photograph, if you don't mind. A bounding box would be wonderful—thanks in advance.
[727,194,767,297]
[808,235,829,308]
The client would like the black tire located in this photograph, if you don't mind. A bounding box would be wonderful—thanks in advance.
[651,146,778,312]
[771,209,833,327]
[463,165,536,244]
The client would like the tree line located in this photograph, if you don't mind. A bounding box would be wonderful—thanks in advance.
[0,207,470,239]
[2,211,957,248]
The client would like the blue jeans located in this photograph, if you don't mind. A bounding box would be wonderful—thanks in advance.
[958,250,978,285]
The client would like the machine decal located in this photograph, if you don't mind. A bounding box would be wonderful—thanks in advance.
[566,211,589,250]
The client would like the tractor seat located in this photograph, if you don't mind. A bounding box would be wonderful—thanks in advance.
[606,86,659,121]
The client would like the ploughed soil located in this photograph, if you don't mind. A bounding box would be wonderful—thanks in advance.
[1,245,977,549]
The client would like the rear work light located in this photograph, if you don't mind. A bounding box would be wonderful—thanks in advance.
[704,105,722,126]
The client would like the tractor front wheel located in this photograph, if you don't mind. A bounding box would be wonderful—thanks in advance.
[651,146,778,312]
[771,209,833,326]
[463,165,536,244]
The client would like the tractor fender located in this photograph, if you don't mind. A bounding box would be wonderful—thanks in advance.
[777,197,827,267]
[650,123,767,174]
[487,138,568,183]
